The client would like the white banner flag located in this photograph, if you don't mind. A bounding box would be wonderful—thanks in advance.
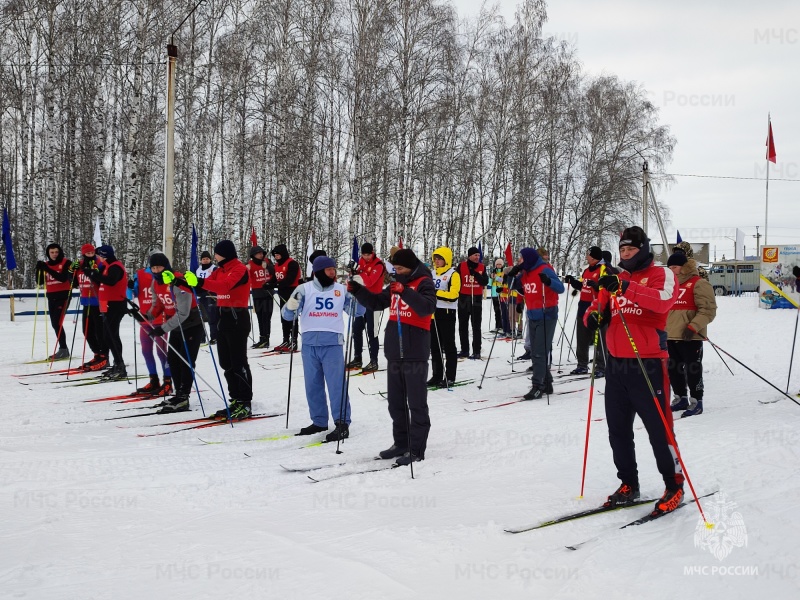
[735,228,745,260]
[93,217,102,248]
[306,233,314,277]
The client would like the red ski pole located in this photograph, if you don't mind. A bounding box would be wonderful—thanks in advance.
[610,293,711,527]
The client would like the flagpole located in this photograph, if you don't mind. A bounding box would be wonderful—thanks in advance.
[7,271,13,322]
[765,113,771,246]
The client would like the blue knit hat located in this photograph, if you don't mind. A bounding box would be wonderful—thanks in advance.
[95,244,115,259]
[312,256,336,272]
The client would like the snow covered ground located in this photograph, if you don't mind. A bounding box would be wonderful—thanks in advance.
[1,294,799,599]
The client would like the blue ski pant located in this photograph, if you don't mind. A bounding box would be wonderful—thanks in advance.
[302,344,351,427]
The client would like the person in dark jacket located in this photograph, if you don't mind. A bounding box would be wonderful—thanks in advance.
[89,245,129,380]
[176,240,253,420]
[248,246,276,348]
[69,244,108,370]
[349,249,436,466]
[271,244,301,351]
[457,247,489,358]
[35,243,72,359]
[563,246,608,377]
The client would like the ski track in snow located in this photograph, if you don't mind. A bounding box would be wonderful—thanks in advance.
[1,295,798,599]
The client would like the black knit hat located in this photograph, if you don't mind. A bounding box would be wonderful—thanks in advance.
[619,227,649,250]
[250,245,266,258]
[361,242,374,255]
[467,246,480,257]
[200,251,212,260]
[667,252,688,267]
[214,240,237,260]
[391,249,420,270]
[601,250,613,265]
[588,246,603,260]
[308,249,327,263]
[149,252,172,270]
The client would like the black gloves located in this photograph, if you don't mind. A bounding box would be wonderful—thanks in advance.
[347,279,363,294]
[148,325,166,338]
[538,272,551,285]
[598,274,628,295]
[682,325,696,341]
[586,311,603,331]
[564,275,582,291]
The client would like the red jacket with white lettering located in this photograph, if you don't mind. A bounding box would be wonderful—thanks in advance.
[585,262,678,359]
[201,258,250,308]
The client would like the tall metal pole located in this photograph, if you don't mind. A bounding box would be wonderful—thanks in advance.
[765,115,770,247]
[164,44,177,262]
[642,161,649,232]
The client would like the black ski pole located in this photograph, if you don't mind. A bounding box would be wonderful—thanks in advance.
[395,283,414,479]
[336,293,357,454]
[167,284,206,417]
[541,285,550,406]
[66,294,81,376]
[132,311,138,386]
[285,311,299,429]
[787,307,800,394]
[692,327,800,406]
[477,329,499,389]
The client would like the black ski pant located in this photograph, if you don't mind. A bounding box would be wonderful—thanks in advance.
[102,301,127,367]
[82,305,106,356]
[167,323,204,396]
[605,355,684,491]
[430,308,458,383]
[492,296,502,329]
[217,307,252,403]
[47,291,70,349]
[277,291,298,345]
[667,340,704,401]
[198,294,219,341]
[458,294,482,355]
[575,302,607,370]
[353,308,380,363]
[386,359,430,457]
[252,294,274,343]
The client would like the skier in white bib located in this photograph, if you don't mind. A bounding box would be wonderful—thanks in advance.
[283,256,359,442]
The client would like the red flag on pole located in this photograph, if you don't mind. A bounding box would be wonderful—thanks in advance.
[250,227,258,247]
[504,242,513,265]
[398,236,403,249]
[766,119,777,163]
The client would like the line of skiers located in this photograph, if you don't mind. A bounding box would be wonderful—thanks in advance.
[34,228,717,512]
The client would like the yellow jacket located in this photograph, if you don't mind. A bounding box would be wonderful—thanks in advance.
[432,246,461,303]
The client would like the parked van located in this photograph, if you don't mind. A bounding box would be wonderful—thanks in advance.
[708,260,760,296]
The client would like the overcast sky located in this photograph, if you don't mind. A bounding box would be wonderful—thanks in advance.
[452,0,800,261]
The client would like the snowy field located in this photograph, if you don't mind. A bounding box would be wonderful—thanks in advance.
[1,294,799,599]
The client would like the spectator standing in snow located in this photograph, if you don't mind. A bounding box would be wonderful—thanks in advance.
[666,251,717,418]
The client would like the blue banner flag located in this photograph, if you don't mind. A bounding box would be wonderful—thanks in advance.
[190,224,199,272]
[2,208,16,271]
[351,236,359,264]
[478,241,483,262]
[676,230,682,244]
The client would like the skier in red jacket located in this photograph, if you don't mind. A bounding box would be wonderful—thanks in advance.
[584,226,683,516]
